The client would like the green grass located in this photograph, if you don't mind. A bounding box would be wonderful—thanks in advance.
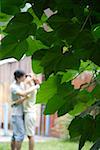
[0,140,92,150]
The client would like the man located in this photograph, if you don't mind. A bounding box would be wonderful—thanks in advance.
[10,70,40,150]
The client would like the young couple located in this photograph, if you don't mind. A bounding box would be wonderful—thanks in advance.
[10,70,40,150]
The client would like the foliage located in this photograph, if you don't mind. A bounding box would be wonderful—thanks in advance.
[0,0,100,149]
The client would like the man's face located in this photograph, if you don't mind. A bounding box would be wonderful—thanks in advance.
[17,75,26,82]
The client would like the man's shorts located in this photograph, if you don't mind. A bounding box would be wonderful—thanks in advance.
[11,115,25,141]
[24,112,36,136]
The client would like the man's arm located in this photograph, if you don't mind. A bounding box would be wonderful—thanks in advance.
[11,95,30,106]
[16,84,40,97]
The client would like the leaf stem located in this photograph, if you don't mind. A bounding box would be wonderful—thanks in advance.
[80,10,92,32]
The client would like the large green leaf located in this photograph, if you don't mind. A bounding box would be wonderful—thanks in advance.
[32,49,47,60]
[57,98,77,117]
[36,75,58,104]
[48,14,80,43]
[40,46,81,77]
[36,28,58,47]
[32,59,43,74]
[68,116,83,138]
[40,46,63,77]
[44,94,65,115]
[26,37,48,56]
[69,113,100,150]
[55,50,80,70]
[69,102,89,116]
[69,90,96,116]
[69,115,95,150]
[0,35,28,60]
[4,12,36,40]
[44,82,78,115]
[61,70,78,83]
[77,90,94,103]
[57,82,78,117]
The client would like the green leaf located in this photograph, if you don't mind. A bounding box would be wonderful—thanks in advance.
[69,103,87,116]
[57,82,78,117]
[44,82,78,115]
[70,98,95,116]
[56,51,80,70]
[26,37,48,56]
[32,59,43,74]
[44,94,66,115]
[40,46,62,77]
[61,70,78,83]
[54,0,73,13]
[4,12,36,40]
[36,28,57,47]
[92,25,100,40]
[40,46,81,77]
[69,115,95,150]
[77,90,94,103]
[48,14,80,43]
[57,98,77,117]
[79,60,95,72]
[73,30,94,49]
[0,35,28,60]
[36,75,58,104]
[90,40,100,66]
[68,116,83,138]
[1,0,26,15]
[32,49,47,60]
[94,114,100,141]
[0,12,11,22]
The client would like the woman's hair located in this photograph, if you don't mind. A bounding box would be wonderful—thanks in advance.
[14,70,25,80]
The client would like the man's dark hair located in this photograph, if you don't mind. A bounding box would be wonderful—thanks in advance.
[14,70,25,80]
